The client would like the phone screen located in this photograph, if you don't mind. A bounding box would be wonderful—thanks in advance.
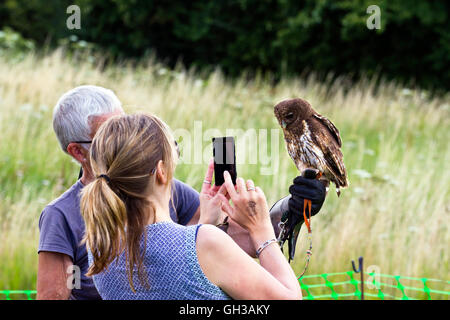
[213,137,236,186]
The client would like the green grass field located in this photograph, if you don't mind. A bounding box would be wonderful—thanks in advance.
[0,50,448,299]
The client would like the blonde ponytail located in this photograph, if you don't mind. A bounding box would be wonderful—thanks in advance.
[81,177,127,276]
[80,113,176,292]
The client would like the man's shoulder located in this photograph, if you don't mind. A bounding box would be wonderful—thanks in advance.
[172,178,199,195]
[170,178,200,225]
[171,178,200,206]
[172,178,186,188]
[38,180,85,257]
[46,180,83,208]
[40,180,83,222]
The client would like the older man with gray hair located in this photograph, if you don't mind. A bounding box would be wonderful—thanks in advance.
[37,86,201,299]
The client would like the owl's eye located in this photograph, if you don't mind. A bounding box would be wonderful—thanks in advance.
[286,112,295,120]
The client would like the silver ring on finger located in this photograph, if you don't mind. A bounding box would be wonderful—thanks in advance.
[203,180,211,184]
[246,179,256,192]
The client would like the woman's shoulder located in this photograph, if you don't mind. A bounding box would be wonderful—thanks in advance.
[195,224,233,252]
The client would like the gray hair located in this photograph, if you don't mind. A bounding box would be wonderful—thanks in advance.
[53,85,124,153]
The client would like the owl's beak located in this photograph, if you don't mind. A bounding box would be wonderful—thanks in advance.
[281,120,287,129]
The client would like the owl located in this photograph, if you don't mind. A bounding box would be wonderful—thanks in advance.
[274,98,348,195]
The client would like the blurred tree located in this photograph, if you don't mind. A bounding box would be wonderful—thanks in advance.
[0,27,35,59]
[0,0,448,91]
[0,0,73,43]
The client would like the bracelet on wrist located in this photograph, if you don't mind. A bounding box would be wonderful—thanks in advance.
[255,238,277,258]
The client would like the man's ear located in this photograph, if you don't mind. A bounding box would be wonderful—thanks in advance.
[155,160,168,185]
[67,143,89,165]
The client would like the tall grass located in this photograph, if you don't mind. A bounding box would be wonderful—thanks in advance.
[0,50,448,298]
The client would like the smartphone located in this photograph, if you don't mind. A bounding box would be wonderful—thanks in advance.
[212,136,237,186]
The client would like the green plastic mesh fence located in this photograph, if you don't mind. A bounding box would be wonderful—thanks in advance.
[0,290,35,300]
[1,271,448,300]
[299,271,450,300]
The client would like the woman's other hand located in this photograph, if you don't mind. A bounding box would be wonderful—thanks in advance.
[199,159,230,225]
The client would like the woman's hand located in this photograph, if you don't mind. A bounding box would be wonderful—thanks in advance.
[221,171,275,247]
[199,159,230,225]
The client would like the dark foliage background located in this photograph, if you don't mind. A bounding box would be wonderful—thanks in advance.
[1,0,448,91]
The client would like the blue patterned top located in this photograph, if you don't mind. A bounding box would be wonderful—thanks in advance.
[88,222,230,300]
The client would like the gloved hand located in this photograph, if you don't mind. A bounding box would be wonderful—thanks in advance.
[276,173,327,262]
[287,175,326,225]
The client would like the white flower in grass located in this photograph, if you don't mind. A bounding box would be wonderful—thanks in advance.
[19,104,33,112]
[175,72,185,81]
[353,169,372,179]
[377,161,388,168]
[194,79,204,88]
[401,88,412,96]
[438,103,449,111]
[378,233,389,240]
[354,187,365,194]
[157,68,168,76]
[39,105,49,112]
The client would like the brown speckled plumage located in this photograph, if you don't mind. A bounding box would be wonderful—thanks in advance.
[274,98,348,195]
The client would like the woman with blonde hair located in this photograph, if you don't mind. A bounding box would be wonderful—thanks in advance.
[81,113,301,299]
